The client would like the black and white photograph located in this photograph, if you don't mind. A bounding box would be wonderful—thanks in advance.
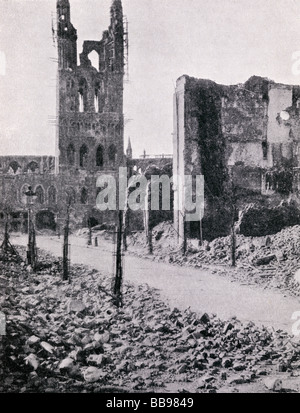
[1,0,300,396]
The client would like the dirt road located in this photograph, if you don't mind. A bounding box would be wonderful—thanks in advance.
[13,234,300,334]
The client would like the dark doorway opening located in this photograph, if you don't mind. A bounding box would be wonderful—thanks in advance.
[36,210,56,231]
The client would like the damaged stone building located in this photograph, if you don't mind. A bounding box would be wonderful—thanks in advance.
[0,0,126,232]
[173,75,300,241]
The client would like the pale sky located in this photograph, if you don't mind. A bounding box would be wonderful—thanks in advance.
[1,0,300,157]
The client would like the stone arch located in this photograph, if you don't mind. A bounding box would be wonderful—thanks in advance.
[108,144,117,166]
[96,144,104,168]
[80,144,89,168]
[8,161,21,174]
[35,185,45,204]
[67,144,75,165]
[48,186,57,205]
[78,77,88,112]
[88,50,99,70]
[80,187,88,204]
[94,80,101,113]
[27,161,39,173]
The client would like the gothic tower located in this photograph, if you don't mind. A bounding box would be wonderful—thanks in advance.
[56,0,125,223]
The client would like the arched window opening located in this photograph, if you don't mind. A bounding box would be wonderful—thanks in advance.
[67,144,75,165]
[80,187,88,204]
[94,81,100,113]
[88,51,99,70]
[27,161,39,173]
[8,161,21,174]
[80,144,88,168]
[48,186,57,204]
[94,91,99,113]
[108,144,117,166]
[96,145,104,167]
[78,78,87,113]
[78,92,84,112]
[35,186,45,204]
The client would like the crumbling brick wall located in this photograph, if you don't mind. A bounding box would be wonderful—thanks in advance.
[173,74,300,240]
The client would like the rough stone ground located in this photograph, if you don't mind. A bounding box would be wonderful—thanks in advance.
[2,248,300,393]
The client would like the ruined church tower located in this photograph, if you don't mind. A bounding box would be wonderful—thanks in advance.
[55,0,124,225]
[56,0,124,177]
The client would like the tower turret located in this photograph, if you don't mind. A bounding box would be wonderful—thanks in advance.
[110,0,124,74]
[57,0,77,70]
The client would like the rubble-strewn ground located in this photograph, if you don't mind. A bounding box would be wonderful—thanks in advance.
[126,222,300,297]
[2,248,300,393]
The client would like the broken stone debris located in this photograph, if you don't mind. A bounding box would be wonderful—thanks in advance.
[127,222,300,297]
[1,248,300,393]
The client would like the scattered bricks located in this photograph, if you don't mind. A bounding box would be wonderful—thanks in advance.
[233,362,247,372]
[228,375,248,385]
[67,300,86,314]
[83,367,106,383]
[177,364,187,374]
[59,357,75,371]
[193,328,208,339]
[221,372,227,380]
[25,354,39,371]
[27,335,40,345]
[278,362,289,372]
[223,323,234,335]
[40,341,55,354]
[212,359,222,368]
[254,255,277,266]
[263,377,283,392]
[200,313,210,324]
[3,245,300,393]
[222,358,233,368]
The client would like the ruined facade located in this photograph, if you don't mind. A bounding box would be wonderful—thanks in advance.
[0,0,125,232]
[173,75,300,241]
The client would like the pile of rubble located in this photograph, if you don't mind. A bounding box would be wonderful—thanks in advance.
[1,251,300,393]
[127,223,300,296]
[128,221,178,253]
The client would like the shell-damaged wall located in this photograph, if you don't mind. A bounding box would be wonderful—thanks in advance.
[173,75,300,240]
[176,75,300,196]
